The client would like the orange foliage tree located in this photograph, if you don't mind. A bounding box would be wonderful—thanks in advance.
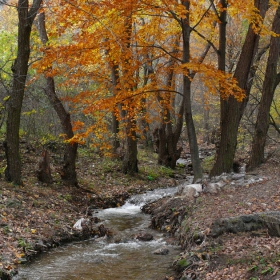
[34,0,262,178]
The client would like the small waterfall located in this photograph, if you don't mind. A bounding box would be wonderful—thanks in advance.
[126,186,178,206]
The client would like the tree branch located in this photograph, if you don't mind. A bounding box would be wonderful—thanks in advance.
[190,26,219,54]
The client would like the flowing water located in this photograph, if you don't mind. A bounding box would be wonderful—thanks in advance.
[14,187,181,280]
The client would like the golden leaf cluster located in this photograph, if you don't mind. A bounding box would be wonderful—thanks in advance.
[29,0,274,147]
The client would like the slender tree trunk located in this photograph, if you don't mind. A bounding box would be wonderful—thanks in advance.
[156,41,184,169]
[37,12,78,186]
[110,64,120,154]
[182,0,203,182]
[140,96,152,149]
[210,0,229,176]
[121,15,138,175]
[122,119,138,174]
[45,77,78,186]
[156,100,184,169]
[111,112,120,154]
[248,6,280,170]
[37,150,53,183]
[210,0,268,177]
[203,99,210,144]
[140,62,153,149]
[5,0,42,185]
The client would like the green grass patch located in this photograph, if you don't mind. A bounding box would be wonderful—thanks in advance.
[201,154,215,173]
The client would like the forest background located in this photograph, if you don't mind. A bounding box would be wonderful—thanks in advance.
[0,0,279,186]
[0,1,280,279]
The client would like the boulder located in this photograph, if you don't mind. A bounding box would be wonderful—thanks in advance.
[136,232,154,241]
[231,173,245,180]
[259,211,280,237]
[210,211,280,237]
[153,247,169,255]
[204,183,219,194]
[177,183,203,198]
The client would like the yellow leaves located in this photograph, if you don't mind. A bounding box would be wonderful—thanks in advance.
[174,3,189,19]
[13,251,25,259]
[31,0,271,151]
[269,0,280,8]
[72,120,85,132]
[22,109,37,116]
[228,0,279,37]
[182,62,245,101]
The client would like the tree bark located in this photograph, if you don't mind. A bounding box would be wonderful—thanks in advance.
[203,98,210,144]
[182,0,203,182]
[248,6,280,170]
[37,150,53,183]
[122,119,138,174]
[5,0,42,185]
[110,64,120,154]
[210,0,269,177]
[140,60,153,149]
[155,40,184,169]
[156,101,184,169]
[36,12,78,186]
[121,15,139,175]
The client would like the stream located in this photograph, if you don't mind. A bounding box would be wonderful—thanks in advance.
[14,187,181,280]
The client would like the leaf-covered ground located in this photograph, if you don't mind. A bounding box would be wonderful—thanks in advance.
[0,142,279,280]
[167,150,280,280]
[0,145,184,278]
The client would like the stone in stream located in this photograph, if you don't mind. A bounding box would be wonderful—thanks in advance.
[114,237,130,244]
[177,182,204,199]
[153,247,169,255]
[135,232,154,241]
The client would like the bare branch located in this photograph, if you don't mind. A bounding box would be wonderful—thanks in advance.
[192,1,215,30]
[190,26,219,54]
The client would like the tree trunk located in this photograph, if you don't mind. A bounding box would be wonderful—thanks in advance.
[36,12,78,186]
[110,64,120,154]
[37,150,53,183]
[248,6,280,170]
[210,0,269,177]
[122,119,138,174]
[5,0,42,185]
[182,0,203,182]
[45,77,78,186]
[140,63,153,149]
[153,102,184,169]
[203,100,210,144]
[155,41,183,170]
[121,15,139,175]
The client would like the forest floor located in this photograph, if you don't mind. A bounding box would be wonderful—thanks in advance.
[165,148,280,280]
[0,141,279,279]
[0,144,185,279]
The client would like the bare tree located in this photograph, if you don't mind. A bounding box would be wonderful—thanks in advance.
[210,0,269,177]
[248,5,280,170]
[36,11,78,186]
[5,0,42,184]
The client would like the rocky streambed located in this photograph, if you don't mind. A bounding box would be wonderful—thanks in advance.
[143,169,280,279]
[12,187,182,280]
[2,162,280,280]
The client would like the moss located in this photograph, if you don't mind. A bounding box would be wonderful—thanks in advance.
[177,258,191,271]
[201,154,215,173]
[181,220,190,233]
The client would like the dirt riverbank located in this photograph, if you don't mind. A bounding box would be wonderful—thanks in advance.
[0,144,279,280]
